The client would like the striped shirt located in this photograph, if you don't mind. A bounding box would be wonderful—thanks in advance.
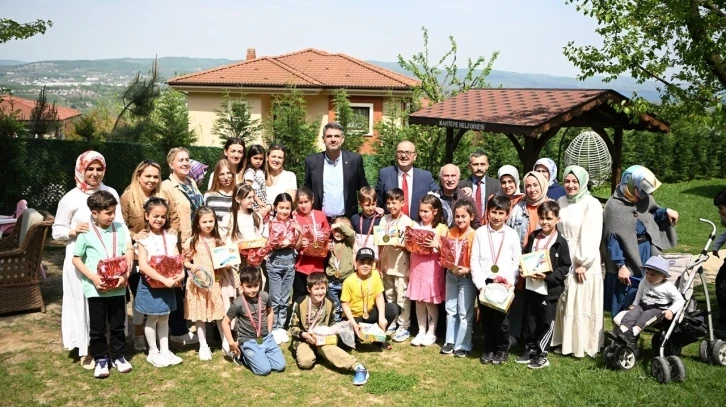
[204,191,233,223]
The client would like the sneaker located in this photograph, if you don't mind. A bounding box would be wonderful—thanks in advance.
[133,336,148,352]
[93,358,110,379]
[454,350,468,358]
[440,343,455,355]
[480,351,495,364]
[232,354,245,366]
[516,349,537,364]
[146,351,170,368]
[392,327,411,343]
[379,341,392,351]
[81,355,96,370]
[352,364,369,386]
[492,351,509,365]
[199,345,213,361]
[385,323,397,336]
[527,355,550,369]
[410,332,425,347]
[112,357,133,373]
[421,334,437,347]
[164,351,183,365]
[620,330,637,346]
[170,332,199,345]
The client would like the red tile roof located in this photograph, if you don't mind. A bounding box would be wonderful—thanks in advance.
[168,48,419,89]
[0,94,81,121]
[409,88,669,136]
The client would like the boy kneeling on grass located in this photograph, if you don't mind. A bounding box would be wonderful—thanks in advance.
[223,266,286,376]
[290,272,369,385]
[342,248,400,351]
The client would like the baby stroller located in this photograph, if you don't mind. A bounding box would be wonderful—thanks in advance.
[603,218,726,383]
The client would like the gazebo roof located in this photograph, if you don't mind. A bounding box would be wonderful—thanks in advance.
[408,88,669,136]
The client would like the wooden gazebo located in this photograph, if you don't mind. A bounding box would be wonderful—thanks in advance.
[408,88,670,190]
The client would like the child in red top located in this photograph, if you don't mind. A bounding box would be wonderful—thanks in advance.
[292,187,330,302]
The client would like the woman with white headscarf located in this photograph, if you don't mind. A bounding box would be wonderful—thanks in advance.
[534,158,566,200]
[552,165,604,358]
[602,165,678,316]
[496,165,528,247]
[53,151,130,369]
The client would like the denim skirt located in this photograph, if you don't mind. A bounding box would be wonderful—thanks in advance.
[134,276,177,315]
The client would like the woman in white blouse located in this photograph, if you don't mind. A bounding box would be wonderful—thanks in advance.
[264,144,298,204]
[551,165,604,358]
[53,151,130,369]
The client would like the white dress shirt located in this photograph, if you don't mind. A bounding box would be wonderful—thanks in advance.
[470,224,522,290]
[397,168,413,213]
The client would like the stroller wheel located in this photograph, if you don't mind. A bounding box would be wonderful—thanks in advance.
[666,356,686,382]
[614,345,636,370]
[710,339,726,366]
[603,344,616,369]
[699,340,710,363]
[651,357,671,384]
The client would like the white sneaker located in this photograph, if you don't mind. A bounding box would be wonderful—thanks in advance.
[421,334,437,347]
[170,332,199,345]
[199,346,213,361]
[410,333,425,346]
[133,336,148,352]
[81,355,96,370]
[163,351,183,365]
[112,357,133,373]
[93,358,110,378]
[146,351,170,368]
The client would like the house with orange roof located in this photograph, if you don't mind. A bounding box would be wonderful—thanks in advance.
[167,48,419,152]
[0,94,81,138]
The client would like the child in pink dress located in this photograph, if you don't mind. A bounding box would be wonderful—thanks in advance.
[407,194,449,347]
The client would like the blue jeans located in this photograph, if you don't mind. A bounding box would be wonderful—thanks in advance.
[444,270,476,352]
[328,278,343,323]
[266,249,296,330]
[241,333,286,375]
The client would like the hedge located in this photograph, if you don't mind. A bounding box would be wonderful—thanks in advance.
[0,139,222,215]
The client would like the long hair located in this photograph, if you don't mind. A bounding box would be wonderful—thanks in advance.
[245,144,266,173]
[265,144,287,187]
[188,206,223,258]
[273,192,294,219]
[221,137,246,174]
[143,196,171,232]
[230,183,261,239]
[418,194,444,227]
[123,160,163,219]
[208,159,235,193]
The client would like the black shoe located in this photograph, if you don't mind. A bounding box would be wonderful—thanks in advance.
[454,349,468,358]
[515,349,536,364]
[606,330,620,341]
[232,354,245,366]
[492,351,509,365]
[527,355,550,369]
[620,330,637,346]
[440,343,454,355]
[480,351,495,364]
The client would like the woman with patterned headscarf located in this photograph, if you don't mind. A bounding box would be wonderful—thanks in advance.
[496,165,528,247]
[602,165,678,316]
[53,151,130,369]
[551,165,604,358]
[534,158,566,200]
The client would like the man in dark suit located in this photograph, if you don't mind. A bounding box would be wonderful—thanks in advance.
[458,151,500,221]
[375,141,438,219]
[303,122,369,221]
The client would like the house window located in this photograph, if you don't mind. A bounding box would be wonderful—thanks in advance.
[349,102,374,136]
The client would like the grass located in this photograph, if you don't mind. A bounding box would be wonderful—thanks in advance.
[2,179,726,406]
[593,179,726,253]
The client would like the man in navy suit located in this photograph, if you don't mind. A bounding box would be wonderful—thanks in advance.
[375,141,438,220]
[304,122,370,221]
[457,151,500,222]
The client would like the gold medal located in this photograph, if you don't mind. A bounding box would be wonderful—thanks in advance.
[382,235,390,243]
[256,336,263,344]
[491,265,499,273]
[312,241,319,249]
[335,271,341,279]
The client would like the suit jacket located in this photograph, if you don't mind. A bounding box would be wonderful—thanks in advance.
[458,175,500,213]
[375,166,438,219]
[303,150,369,219]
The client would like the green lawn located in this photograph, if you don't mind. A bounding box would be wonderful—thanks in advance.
[2,179,726,406]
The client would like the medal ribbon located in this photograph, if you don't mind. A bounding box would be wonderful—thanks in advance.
[201,237,214,266]
[385,214,401,241]
[486,226,505,270]
[241,294,263,340]
[535,230,557,251]
[358,214,377,248]
[92,222,117,258]
[454,230,471,267]
[360,276,372,315]
[332,242,344,270]
[307,301,326,332]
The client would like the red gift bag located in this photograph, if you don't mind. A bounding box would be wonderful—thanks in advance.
[439,236,470,269]
[92,223,128,291]
[301,224,330,258]
[404,227,436,256]
[267,220,301,248]
[146,255,184,288]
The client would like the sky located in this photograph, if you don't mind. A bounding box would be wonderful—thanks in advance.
[1,0,603,77]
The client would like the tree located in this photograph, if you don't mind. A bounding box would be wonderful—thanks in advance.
[140,89,197,152]
[111,57,161,138]
[0,98,27,138]
[28,86,59,137]
[72,115,98,142]
[373,26,499,172]
[263,87,320,176]
[564,0,726,119]
[332,88,368,153]
[0,18,52,43]
[212,91,261,144]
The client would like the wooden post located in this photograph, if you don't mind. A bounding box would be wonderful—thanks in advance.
[611,128,623,192]
[444,127,455,164]
[523,135,537,172]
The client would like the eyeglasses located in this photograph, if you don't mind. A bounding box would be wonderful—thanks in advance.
[396,151,416,157]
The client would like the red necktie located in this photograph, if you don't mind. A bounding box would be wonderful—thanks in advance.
[402,172,409,216]
[475,180,483,218]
